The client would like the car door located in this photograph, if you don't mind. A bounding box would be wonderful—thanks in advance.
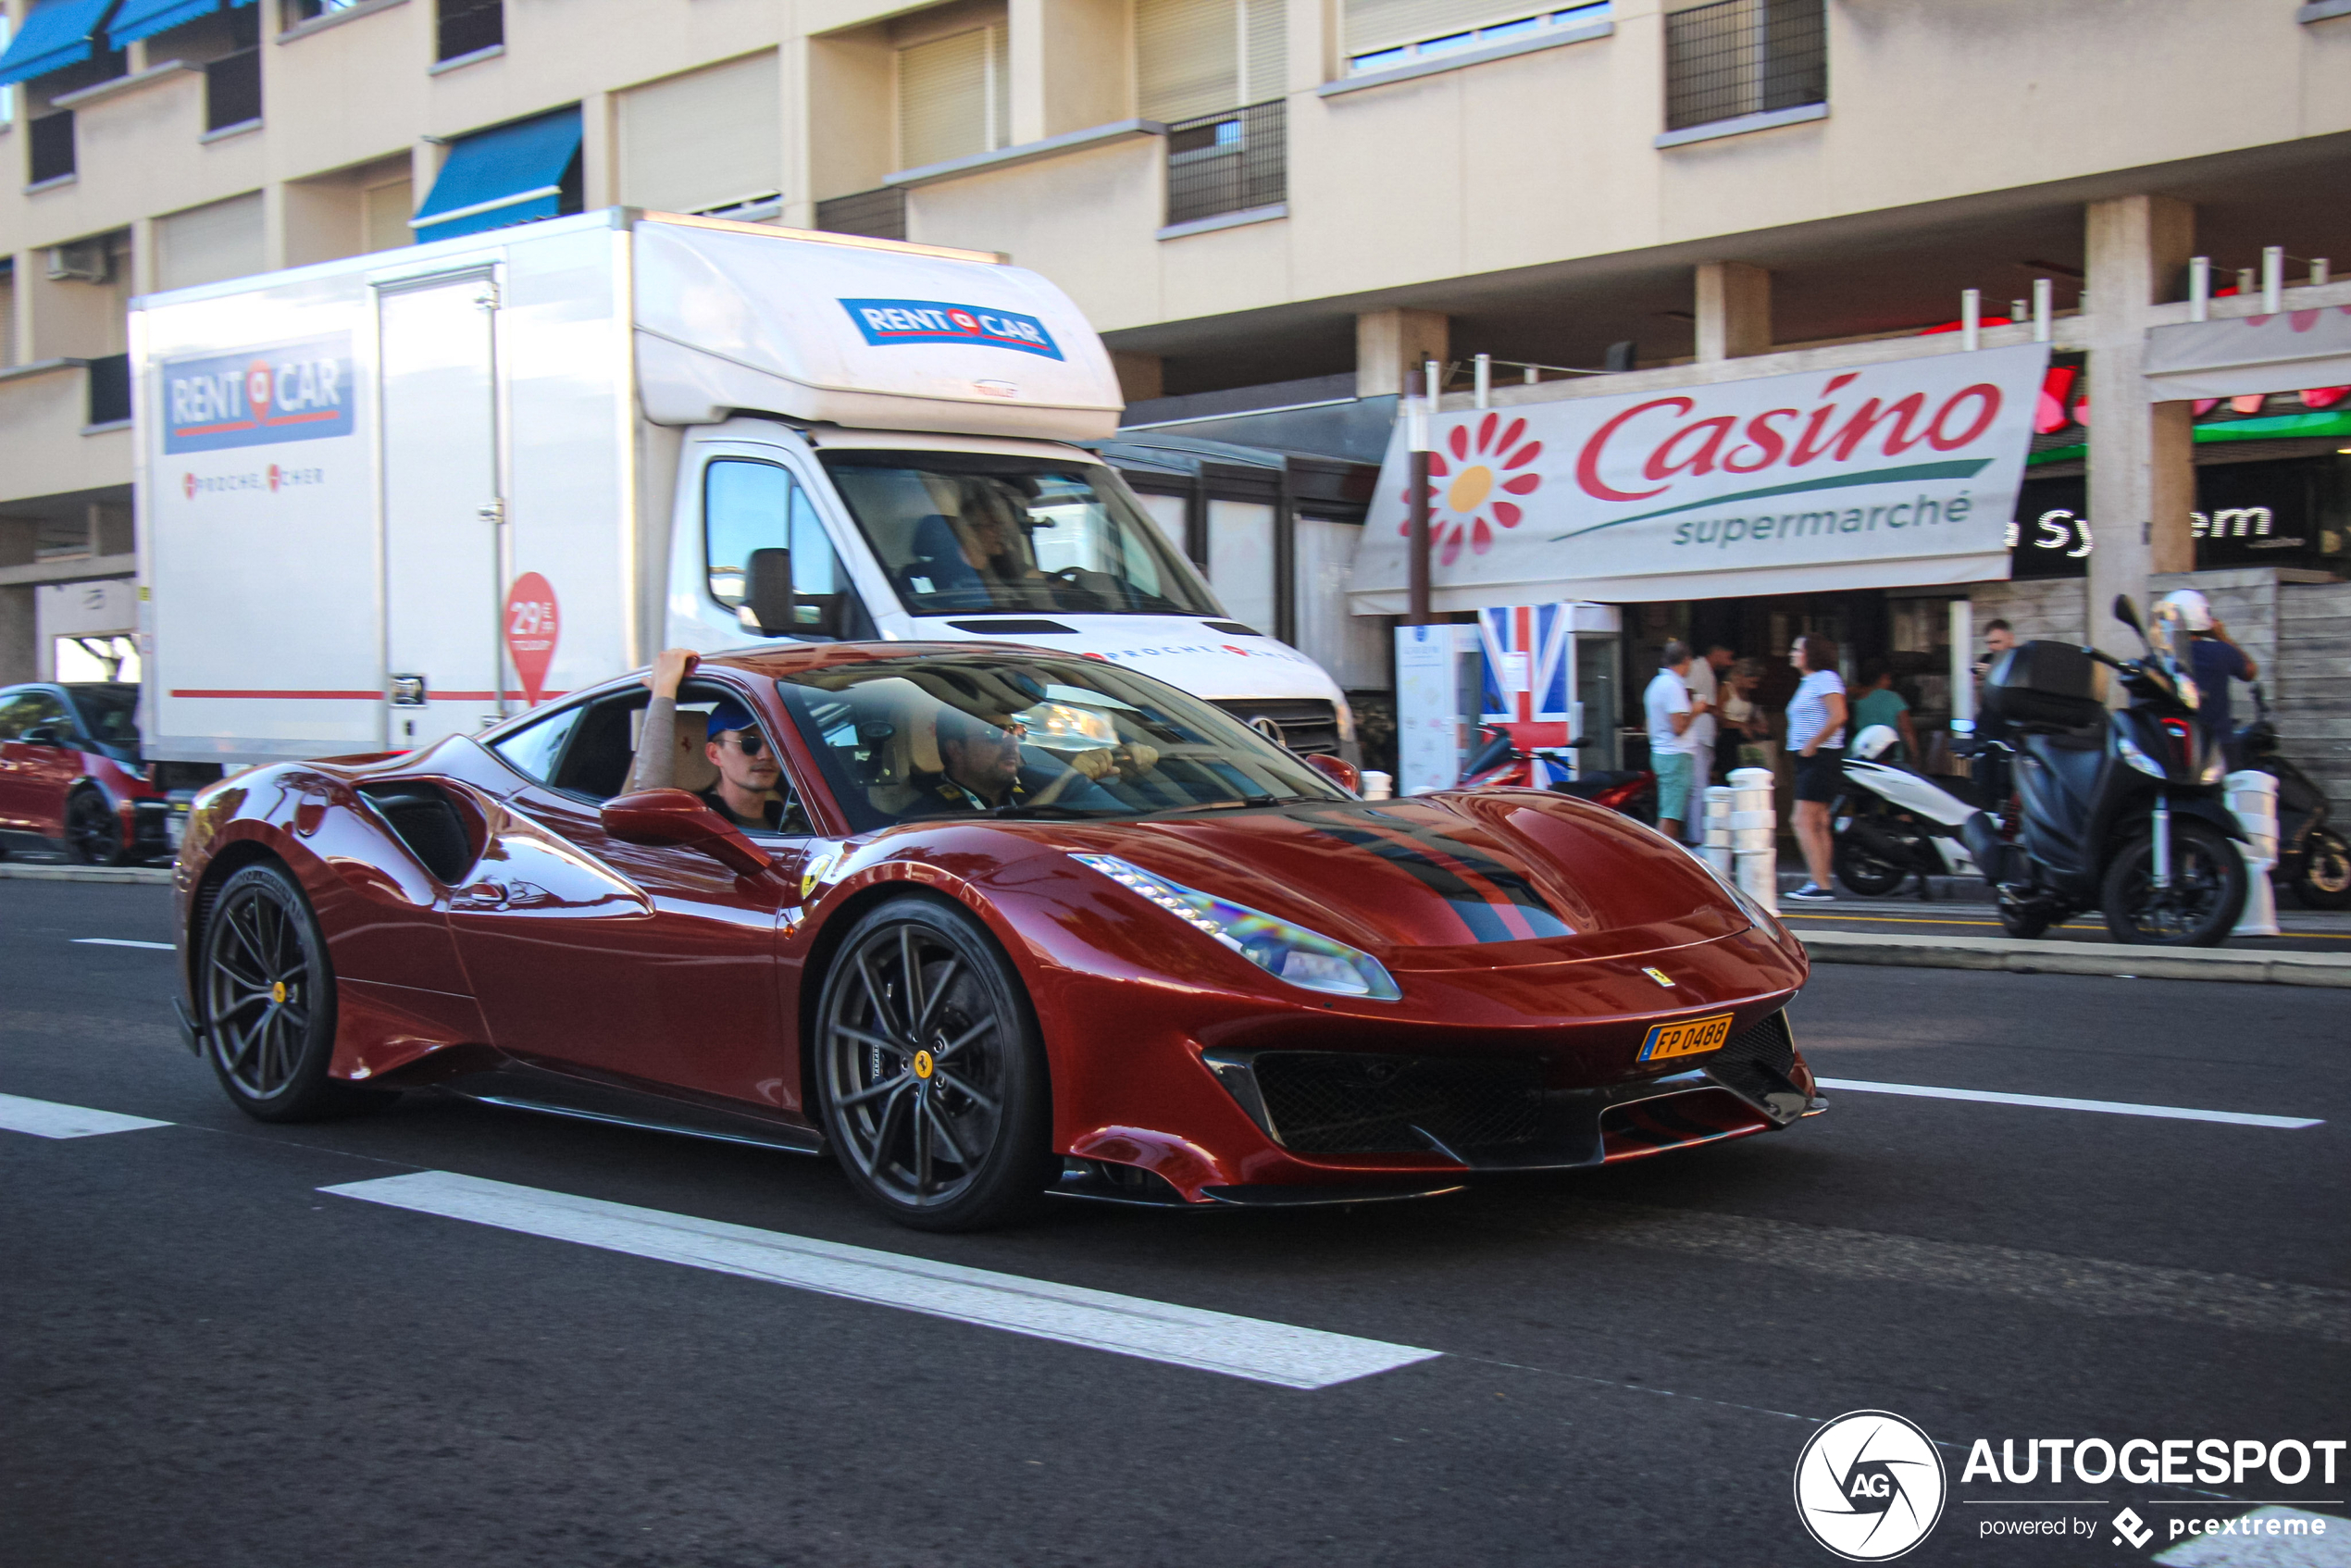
[449,682,816,1113]
[7,690,84,840]
[0,691,35,833]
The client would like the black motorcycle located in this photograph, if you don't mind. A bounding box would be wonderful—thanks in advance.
[1963,594,2247,946]
[2237,682,2351,910]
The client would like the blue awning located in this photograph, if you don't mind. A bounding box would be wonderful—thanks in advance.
[107,0,253,52]
[412,107,584,244]
[0,0,118,86]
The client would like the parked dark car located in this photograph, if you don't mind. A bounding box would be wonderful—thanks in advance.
[0,682,219,865]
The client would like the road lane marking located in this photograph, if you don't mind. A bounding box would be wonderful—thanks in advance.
[322,1171,1440,1389]
[0,1091,173,1139]
[1814,1078,2322,1128]
[1475,1200,2351,1344]
[72,938,174,951]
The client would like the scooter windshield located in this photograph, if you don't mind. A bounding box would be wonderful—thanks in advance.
[822,451,1220,618]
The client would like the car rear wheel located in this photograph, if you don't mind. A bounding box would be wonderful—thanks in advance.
[68,789,130,866]
[815,897,1054,1232]
[200,864,377,1121]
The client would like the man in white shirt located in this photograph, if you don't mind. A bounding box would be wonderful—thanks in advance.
[1644,641,1708,842]
[1680,644,1734,841]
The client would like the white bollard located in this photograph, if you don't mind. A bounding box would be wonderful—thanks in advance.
[1703,786,1734,876]
[1729,765,1778,914]
[1361,770,1394,802]
[2226,770,2281,937]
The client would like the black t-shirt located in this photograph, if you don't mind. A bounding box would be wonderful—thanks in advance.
[700,789,790,832]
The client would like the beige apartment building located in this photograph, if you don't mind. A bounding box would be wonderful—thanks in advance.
[2,0,2348,791]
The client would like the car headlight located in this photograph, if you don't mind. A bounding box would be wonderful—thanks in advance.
[1071,852,1400,1001]
[2119,738,2167,779]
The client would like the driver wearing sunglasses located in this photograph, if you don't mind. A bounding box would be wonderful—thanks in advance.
[628,648,797,831]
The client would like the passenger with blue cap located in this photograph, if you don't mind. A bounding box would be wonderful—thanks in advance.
[626,648,797,831]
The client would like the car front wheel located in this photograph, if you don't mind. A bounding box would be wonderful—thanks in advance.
[815,896,1055,1231]
[68,789,130,866]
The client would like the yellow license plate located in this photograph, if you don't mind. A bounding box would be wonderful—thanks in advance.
[1639,1013,1735,1062]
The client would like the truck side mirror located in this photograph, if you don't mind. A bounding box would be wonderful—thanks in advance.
[746,548,794,638]
[600,788,771,877]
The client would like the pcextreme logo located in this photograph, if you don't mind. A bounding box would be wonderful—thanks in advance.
[1795,1411,1948,1561]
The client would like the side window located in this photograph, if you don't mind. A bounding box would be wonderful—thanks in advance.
[705,458,873,640]
[491,701,586,785]
[15,691,69,738]
[0,693,31,740]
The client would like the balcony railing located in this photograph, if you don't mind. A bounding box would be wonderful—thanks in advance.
[1164,101,1285,229]
[86,355,132,427]
[29,112,75,185]
[205,48,262,132]
[1664,0,1825,132]
[815,188,908,243]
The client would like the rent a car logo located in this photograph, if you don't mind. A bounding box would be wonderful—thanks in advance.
[840,299,1064,360]
[162,334,355,454]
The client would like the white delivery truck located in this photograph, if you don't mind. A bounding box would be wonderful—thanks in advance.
[133,208,1354,764]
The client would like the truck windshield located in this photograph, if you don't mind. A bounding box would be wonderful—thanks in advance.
[820,451,1219,618]
[774,652,1346,832]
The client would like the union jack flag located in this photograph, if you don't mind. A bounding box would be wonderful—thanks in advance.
[1477,604,1575,779]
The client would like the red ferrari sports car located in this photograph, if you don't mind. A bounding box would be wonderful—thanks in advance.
[174,642,1821,1229]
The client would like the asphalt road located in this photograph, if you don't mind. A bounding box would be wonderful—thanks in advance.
[4,878,2345,1567]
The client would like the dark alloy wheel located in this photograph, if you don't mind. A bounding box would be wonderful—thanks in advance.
[200,863,376,1121]
[2291,830,2351,911]
[2099,818,2246,947]
[815,897,1054,1231]
[68,789,130,866]
[1832,819,1911,898]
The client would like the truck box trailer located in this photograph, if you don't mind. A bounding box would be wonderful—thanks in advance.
[133,208,1354,764]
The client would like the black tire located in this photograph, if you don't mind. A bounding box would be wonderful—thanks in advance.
[1833,827,1910,898]
[68,789,130,866]
[815,896,1055,1232]
[1996,898,2051,940]
[2099,818,2246,947]
[2290,831,2351,911]
[198,863,375,1121]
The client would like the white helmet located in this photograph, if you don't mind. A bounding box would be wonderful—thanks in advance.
[1849,724,1900,761]
[2160,589,2213,632]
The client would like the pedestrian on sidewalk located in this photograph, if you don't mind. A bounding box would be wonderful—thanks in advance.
[1850,662,1919,762]
[1680,643,1735,840]
[2162,590,2258,765]
[1786,633,1847,902]
[1644,641,1708,843]
[1722,656,1774,771]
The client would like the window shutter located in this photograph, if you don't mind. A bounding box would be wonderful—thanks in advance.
[1343,0,1557,60]
[899,28,997,168]
[1242,0,1286,105]
[619,52,782,215]
[1138,0,1237,122]
[156,193,265,292]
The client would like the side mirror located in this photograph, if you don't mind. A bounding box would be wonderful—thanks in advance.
[2111,594,2146,641]
[746,548,794,638]
[600,788,771,877]
[20,726,68,747]
[1304,753,1362,794]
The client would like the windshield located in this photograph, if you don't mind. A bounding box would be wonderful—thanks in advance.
[820,451,1220,617]
[774,653,1347,832]
[66,684,140,751]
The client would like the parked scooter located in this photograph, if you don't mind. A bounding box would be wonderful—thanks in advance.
[2237,683,2351,909]
[1961,594,2247,945]
[1830,725,1983,897]
[1462,724,1658,822]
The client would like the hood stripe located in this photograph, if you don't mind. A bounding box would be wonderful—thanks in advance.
[1293,806,1571,944]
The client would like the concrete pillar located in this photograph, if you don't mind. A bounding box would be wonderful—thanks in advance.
[1695,261,1771,361]
[578,91,615,210]
[1014,0,1127,143]
[2084,194,2196,654]
[1112,351,1163,403]
[1356,308,1448,398]
[0,585,35,685]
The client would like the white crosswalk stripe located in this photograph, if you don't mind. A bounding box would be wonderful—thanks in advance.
[0,1091,173,1139]
[72,938,174,951]
[324,1170,1440,1389]
[1815,1078,2322,1129]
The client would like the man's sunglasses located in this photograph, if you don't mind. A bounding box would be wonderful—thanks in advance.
[715,732,768,756]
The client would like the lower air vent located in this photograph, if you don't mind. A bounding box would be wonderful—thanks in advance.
[1249,1052,1544,1154]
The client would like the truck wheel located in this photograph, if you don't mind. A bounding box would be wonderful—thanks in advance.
[815,896,1055,1232]
[68,790,130,866]
[2291,831,2351,910]
[2100,820,2245,947]
[199,864,379,1121]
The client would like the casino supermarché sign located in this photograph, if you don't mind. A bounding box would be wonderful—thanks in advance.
[1354,342,2050,606]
